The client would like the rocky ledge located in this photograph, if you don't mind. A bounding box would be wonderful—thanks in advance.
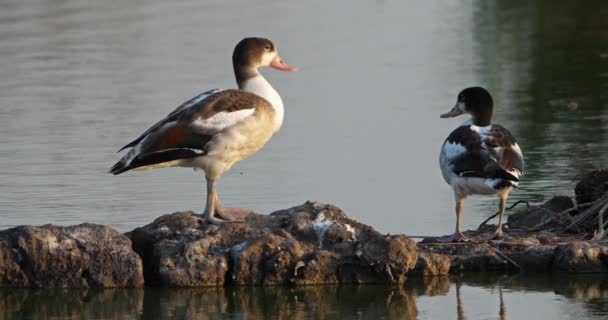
[2,201,608,288]
[420,231,608,274]
[128,202,418,286]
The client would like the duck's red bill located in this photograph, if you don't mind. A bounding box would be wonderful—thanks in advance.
[270,55,298,72]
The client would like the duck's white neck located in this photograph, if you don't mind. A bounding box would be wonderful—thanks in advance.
[240,72,284,132]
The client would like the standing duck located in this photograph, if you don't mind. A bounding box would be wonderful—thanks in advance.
[439,87,524,241]
[110,37,297,224]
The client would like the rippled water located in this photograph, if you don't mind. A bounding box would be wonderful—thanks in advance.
[1,0,608,318]
[1,275,608,320]
[1,0,608,235]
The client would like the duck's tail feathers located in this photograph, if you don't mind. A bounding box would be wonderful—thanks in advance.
[109,148,204,175]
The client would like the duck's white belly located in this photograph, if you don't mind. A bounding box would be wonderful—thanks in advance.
[449,176,505,197]
[186,109,275,177]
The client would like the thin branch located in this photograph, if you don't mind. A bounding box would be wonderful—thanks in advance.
[489,244,522,271]
[478,200,530,231]
[556,194,608,233]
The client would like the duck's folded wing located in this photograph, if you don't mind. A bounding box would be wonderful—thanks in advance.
[117,89,222,151]
[447,146,519,182]
[443,126,519,182]
[110,90,268,174]
[482,125,524,176]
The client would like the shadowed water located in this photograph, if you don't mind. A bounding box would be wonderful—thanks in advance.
[1,0,608,319]
[1,275,607,320]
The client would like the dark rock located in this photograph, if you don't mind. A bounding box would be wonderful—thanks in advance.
[420,232,608,274]
[0,224,143,288]
[509,245,556,272]
[575,169,608,205]
[128,202,418,287]
[419,243,514,273]
[507,196,574,230]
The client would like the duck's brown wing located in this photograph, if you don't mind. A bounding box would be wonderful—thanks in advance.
[117,89,222,152]
[110,89,271,174]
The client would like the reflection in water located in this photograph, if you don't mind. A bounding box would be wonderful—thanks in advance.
[0,288,144,320]
[403,276,451,297]
[2,275,608,320]
[499,288,506,320]
[139,286,418,320]
[456,282,465,320]
[0,286,417,320]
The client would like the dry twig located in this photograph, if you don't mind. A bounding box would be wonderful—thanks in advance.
[477,200,530,231]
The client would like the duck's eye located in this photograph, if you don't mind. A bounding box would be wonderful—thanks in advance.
[264,45,271,51]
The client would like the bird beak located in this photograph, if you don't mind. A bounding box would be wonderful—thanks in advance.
[440,103,464,118]
[269,55,298,72]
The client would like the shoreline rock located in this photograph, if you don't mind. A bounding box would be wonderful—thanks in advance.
[127,202,418,287]
[2,201,608,288]
[0,224,143,288]
[419,231,608,274]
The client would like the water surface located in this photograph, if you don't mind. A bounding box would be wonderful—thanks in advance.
[1,2,608,318]
[1,275,607,320]
[1,0,608,235]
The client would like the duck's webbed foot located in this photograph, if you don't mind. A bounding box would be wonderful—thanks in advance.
[435,232,472,243]
[489,228,504,241]
[203,209,228,225]
[215,207,254,222]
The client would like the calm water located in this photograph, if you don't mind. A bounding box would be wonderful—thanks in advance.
[1,275,608,320]
[1,0,608,318]
[2,0,608,234]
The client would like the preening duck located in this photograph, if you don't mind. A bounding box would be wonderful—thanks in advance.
[110,37,297,224]
[439,87,524,241]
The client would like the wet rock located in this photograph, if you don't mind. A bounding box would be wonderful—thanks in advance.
[420,243,514,273]
[128,202,418,287]
[507,196,574,230]
[411,252,451,276]
[553,241,608,273]
[0,224,143,288]
[575,169,608,205]
[509,245,556,272]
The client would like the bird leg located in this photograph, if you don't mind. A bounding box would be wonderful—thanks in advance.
[491,193,508,240]
[453,197,472,242]
[214,193,253,222]
[437,197,471,243]
[202,177,225,225]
